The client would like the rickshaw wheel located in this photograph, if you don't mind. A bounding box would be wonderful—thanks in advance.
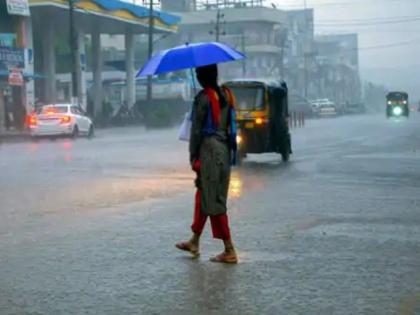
[236,150,246,166]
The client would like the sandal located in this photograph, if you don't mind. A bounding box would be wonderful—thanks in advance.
[175,241,199,257]
[210,252,238,264]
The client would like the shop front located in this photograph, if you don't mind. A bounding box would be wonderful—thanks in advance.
[0,0,33,131]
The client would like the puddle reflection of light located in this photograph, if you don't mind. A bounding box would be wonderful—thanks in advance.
[230,173,243,198]
[27,143,39,153]
[390,116,408,124]
[62,141,73,150]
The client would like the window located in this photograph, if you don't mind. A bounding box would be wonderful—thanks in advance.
[229,87,265,111]
[37,106,68,114]
[71,107,83,115]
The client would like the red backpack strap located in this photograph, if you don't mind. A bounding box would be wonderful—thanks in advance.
[204,87,221,127]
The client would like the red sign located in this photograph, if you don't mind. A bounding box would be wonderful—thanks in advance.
[8,68,24,86]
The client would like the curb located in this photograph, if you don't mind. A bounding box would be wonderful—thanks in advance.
[0,133,31,144]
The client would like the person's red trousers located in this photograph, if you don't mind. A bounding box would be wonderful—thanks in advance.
[191,189,231,240]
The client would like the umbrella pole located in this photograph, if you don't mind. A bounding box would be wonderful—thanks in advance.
[190,68,197,95]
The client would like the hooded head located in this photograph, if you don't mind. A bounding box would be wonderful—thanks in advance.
[196,64,218,89]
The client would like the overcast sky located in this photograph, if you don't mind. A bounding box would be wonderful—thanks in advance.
[273,0,420,98]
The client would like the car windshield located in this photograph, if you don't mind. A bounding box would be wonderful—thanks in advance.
[387,92,407,101]
[229,86,264,111]
[37,106,68,114]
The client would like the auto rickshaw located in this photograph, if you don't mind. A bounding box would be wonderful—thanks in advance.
[223,79,292,163]
[386,91,409,118]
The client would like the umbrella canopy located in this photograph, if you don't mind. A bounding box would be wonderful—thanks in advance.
[136,42,245,77]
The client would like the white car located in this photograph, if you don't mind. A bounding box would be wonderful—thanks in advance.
[311,99,338,117]
[28,104,94,138]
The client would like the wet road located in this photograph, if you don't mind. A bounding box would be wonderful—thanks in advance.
[1,114,420,315]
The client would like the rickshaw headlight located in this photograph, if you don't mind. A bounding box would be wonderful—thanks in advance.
[393,107,403,116]
[236,135,242,145]
[403,100,407,105]
[255,118,264,125]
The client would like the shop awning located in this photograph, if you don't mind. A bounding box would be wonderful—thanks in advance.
[29,0,181,34]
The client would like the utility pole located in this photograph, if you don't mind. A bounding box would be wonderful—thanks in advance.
[216,9,221,41]
[210,9,225,41]
[145,0,156,103]
[69,0,79,104]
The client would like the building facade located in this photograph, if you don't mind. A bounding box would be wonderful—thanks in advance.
[29,0,179,117]
[314,33,361,105]
[160,0,314,99]
[1,0,180,129]
[284,9,314,100]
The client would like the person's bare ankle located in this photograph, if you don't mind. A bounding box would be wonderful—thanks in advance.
[190,233,200,246]
[223,238,236,255]
[225,246,236,256]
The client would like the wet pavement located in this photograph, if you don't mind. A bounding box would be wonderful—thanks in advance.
[1,114,420,315]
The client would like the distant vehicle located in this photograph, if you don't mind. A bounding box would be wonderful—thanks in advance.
[28,104,94,138]
[311,99,338,117]
[289,94,313,117]
[386,91,409,118]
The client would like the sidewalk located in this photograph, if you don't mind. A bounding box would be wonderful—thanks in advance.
[0,129,30,143]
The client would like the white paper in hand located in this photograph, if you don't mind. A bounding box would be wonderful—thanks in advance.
[178,111,192,141]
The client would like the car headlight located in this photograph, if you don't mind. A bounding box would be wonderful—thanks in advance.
[387,101,392,105]
[393,107,403,116]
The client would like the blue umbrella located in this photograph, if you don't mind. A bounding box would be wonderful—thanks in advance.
[136,42,245,77]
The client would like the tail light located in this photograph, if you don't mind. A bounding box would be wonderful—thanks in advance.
[27,115,37,126]
[60,116,72,124]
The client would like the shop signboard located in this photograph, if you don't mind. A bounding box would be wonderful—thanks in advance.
[0,34,16,47]
[8,68,24,86]
[0,46,25,70]
[6,0,30,16]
